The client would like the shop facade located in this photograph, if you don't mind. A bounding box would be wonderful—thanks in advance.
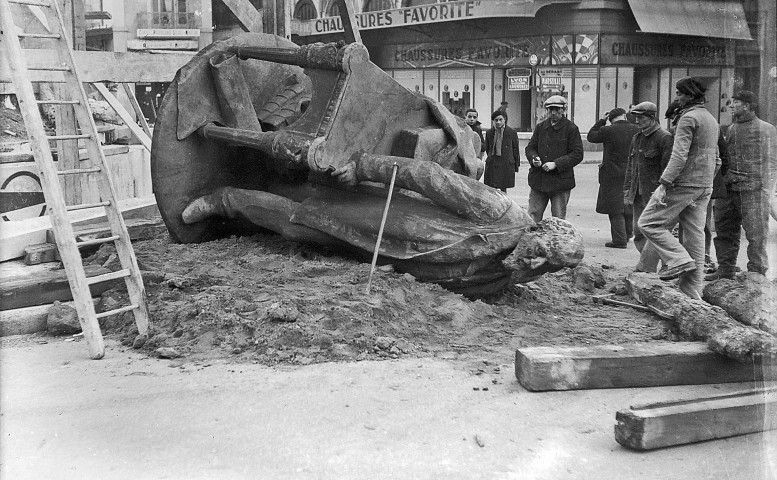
[291,0,752,131]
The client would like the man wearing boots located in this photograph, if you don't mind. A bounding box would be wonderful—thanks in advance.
[708,90,777,279]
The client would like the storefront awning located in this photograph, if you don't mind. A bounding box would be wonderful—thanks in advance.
[627,0,752,41]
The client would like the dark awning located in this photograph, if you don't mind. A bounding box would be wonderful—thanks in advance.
[627,0,753,41]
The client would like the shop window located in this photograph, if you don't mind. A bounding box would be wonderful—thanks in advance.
[551,35,574,65]
[598,67,617,117]
[575,34,598,65]
[363,0,398,12]
[294,0,318,20]
[574,66,597,126]
[325,0,340,16]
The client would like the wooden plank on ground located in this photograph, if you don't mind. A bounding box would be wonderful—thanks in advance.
[0,50,194,86]
[515,343,777,391]
[0,145,130,164]
[0,196,157,262]
[0,263,116,310]
[615,387,777,450]
[0,299,97,336]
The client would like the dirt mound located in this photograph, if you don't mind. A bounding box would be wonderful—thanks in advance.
[91,232,672,365]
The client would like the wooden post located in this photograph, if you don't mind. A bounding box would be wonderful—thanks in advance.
[759,0,776,125]
[55,0,84,206]
[336,0,362,44]
[263,0,289,38]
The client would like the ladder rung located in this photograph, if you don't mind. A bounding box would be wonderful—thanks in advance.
[66,200,111,212]
[18,33,60,39]
[9,0,50,5]
[86,268,131,286]
[57,166,102,175]
[74,225,111,237]
[38,99,80,105]
[76,235,119,248]
[27,65,71,72]
[47,134,90,141]
[95,304,139,319]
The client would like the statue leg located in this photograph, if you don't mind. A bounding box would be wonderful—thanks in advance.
[182,187,341,245]
[352,152,532,225]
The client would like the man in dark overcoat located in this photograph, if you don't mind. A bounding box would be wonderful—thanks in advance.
[587,107,640,248]
[484,110,521,193]
[525,95,584,222]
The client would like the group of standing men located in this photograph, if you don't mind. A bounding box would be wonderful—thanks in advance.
[464,76,776,300]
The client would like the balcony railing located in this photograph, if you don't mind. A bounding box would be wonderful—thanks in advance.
[136,12,201,29]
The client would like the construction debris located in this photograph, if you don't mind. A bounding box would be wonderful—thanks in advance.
[703,273,777,336]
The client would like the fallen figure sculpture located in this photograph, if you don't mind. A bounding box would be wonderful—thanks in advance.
[151,33,584,296]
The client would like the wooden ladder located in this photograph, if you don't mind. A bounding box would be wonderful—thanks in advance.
[0,0,150,359]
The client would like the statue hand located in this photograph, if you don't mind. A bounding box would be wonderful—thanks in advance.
[332,161,358,187]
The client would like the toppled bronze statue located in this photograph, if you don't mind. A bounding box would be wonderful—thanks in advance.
[151,33,584,296]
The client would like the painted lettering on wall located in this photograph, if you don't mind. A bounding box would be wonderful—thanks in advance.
[600,35,731,65]
[294,0,547,36]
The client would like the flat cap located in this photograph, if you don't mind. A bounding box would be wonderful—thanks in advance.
[732,90,758,108]
[544,95,567,108]
[631,101,657,116]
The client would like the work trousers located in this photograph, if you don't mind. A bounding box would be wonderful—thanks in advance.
[608,212,633,246]
[712,189,770,276]
[632,193,661,273]
[528,189,571,223]
[638,186,712,296]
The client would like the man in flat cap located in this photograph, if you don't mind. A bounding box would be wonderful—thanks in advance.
[525,95,584,222]
[623,101,674,273]
[637,77,719,299]
[587,107,640,248]
[708,90,777,279]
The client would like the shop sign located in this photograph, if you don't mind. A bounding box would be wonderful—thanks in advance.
[599,34,732,66]
[292,0,579,36]
[536,68,562,90]
[379,37,551,69]
[507,68,531,91]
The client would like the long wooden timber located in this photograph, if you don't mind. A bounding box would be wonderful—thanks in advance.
[615,386,777,450]
[515,343,777,391]
[0,50,194,88]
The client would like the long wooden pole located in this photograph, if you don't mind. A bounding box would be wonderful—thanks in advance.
[365,162,398,295]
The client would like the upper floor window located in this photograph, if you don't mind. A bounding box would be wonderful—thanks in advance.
[294,0,318,20]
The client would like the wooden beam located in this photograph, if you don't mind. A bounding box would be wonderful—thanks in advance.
[515,343,777,391]
[93,83,151,151]
[122,83,152,138]
[0,263,115,311]
[0,50,194,86]
[221,0,263,32]
[615,387,777,450]
[0,196,157,262]
[0,299,97,336]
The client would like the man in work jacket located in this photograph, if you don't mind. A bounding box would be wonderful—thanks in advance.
[622,101,674,273]
[525,95,584,223]
[710,90,777,279]
[637,77,719,299]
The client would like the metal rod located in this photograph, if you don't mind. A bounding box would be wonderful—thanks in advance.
[366,162,399,295]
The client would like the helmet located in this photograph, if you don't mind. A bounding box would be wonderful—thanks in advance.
[630,101,657,117]
[544,95,567,109]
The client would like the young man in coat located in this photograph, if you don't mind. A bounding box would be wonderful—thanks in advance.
[587,107,640,248]
[637,77,719,299]
[484,110,521,193]
[525,95,584,222]
[464,108,486,160]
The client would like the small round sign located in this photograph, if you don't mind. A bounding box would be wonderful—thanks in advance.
[529,54,538,66]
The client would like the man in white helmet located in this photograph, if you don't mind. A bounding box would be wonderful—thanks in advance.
[525,95,584,222]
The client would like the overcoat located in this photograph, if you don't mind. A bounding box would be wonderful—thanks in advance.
[587,119,640,214]
[484,125,521,189]
[525,117,584,193]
